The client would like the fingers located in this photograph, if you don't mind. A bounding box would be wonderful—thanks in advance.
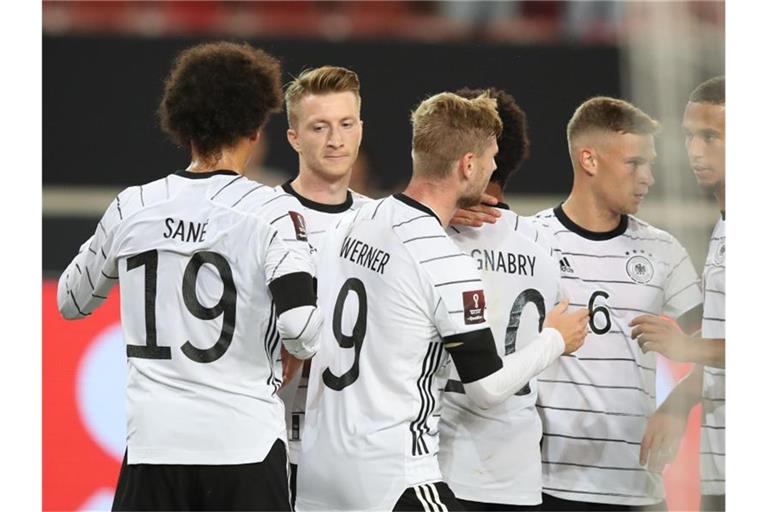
[629,314,655,327]
[480,193,498,205]
[639,429,653,466]
[450,215,484,228]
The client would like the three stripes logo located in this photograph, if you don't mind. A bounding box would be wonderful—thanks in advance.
[559,257,574,274]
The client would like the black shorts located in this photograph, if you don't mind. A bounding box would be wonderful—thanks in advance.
[540,493,666,512]
[457,497,540,511]
[393,481,463,511]
[112,439,291,511]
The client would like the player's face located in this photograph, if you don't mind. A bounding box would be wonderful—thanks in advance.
[593,132,656,215]
[287,91,363,182]
[682,101,725,193]
[458,137,498,208]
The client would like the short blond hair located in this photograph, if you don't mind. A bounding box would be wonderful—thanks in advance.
[567,96,659,152]
[285,66,361,127]
[411,92,502,179]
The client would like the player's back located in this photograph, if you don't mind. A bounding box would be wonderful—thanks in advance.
[439,207,561,505]
[60,170,311,465]
[298,193,487,511]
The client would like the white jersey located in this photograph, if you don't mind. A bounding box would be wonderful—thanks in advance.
[275,181,371,465]
[700,215,725,495]
[58,170,313,465]
[297,194,499,511]
[532,205,702,506]
[439,206,561,506]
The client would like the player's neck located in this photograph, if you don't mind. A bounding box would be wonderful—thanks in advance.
[714,182,725,213]
[292,169,351,205]
[561,193,623,233]
[186,145,249,175]
[402,181,456,227]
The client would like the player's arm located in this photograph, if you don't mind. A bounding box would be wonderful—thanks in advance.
[263,220,321,360]
[446,299,588,410]
[57,196,122,319]
[640,364,703,472]
[629,313,724,368]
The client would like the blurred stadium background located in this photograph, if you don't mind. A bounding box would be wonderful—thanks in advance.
[42,1,724,510]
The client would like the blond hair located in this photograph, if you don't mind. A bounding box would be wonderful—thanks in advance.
[567,96,659,152]
[411,92,502,179]
[285,66,361,127]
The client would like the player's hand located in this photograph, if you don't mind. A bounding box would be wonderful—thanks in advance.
[543,299,589,354]
[449,193,501,227]
[281,346,303,385]
[629,315,693,363]
[640,407,688,473]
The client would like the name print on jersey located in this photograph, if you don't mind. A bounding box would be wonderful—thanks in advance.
[339,236,391,274]
[471,249,536,276]
[163,217,208,243]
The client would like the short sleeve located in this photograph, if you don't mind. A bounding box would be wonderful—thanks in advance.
[662,238,703,318]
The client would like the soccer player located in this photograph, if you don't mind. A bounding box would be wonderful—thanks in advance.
[275,65,371,500]
[439,87,582,511]
[57,42,321,511]
[296,92,588,511]
[629,76,726,512]
[532,97,702,511]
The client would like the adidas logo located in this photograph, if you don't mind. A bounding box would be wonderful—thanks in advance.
[559,257,574,273]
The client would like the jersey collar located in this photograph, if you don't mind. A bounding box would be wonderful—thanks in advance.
[393,193,441,224]
[282,180,353,213]
[173,169,239,179]
[554,203,628,241]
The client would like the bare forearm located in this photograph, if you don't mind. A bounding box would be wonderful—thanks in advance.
[658,365,703,416]
[682,337,725,368]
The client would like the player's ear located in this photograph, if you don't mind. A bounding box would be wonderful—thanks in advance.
[579,147,598,177]
[459,152,474,179]
[287,128,301,153]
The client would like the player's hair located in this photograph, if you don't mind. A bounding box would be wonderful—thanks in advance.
[157,41,283,163]
[689,76,725,105]
[284,66,361,128]
[455,87,530,188]
[411,92,502,179]
[567,96,659,152]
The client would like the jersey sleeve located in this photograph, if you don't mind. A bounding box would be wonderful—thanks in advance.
[260,194,314,276]
[662,238,703,318]
[57,194,123,319]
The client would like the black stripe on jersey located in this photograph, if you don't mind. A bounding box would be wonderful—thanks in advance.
[101,248,107,259]
[92,292,108,300]
[537,213,556,219]
[561,277,663,291]
[371,199,384,219]
[702,396,725,402]
[88,244,97,255]
[75,263,82,274]
[621,234,672,244]
[67,289,91,317]
[98,221,107,235]
[537,404,646,418]
[566,356,654,372]
[538,379,654,397]
[700,451,726,457]
[101,270,118,280]
[403,234,446,244]
[448,226,461,234]
[543,432,641,446]
[85,266,94,290]
[270,213,290,225]
[543,487,649,499]
[709,235,726,242]
[260,192,291,207]
[268,252,290,282]
[281,308,316,342]
[701,424,725,430]
[231,185,266,207]
[139,185,145,207]
[392,214,432,228]
[116,194,123,220]
[560,251,628,259]
[705,288,725,296]
[700,478,726,482]
[164,176,170,199]
[569,302,656,315]
[669,254,689,274]
[434,278,481,288]
[410,342,443,456]
[210,175,244,199]
[432,297,442,318]
[419,253,467,264]
[267,231,278,247]
[534,230,539,242]
[703,317,725,322]
[665,281,700,303]
[514,214,520,231]
[542,461,646,472]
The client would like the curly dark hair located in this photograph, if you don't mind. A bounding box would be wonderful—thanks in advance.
[689,76,725,105]
[455,87,530,189]
[158,41,283,163]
